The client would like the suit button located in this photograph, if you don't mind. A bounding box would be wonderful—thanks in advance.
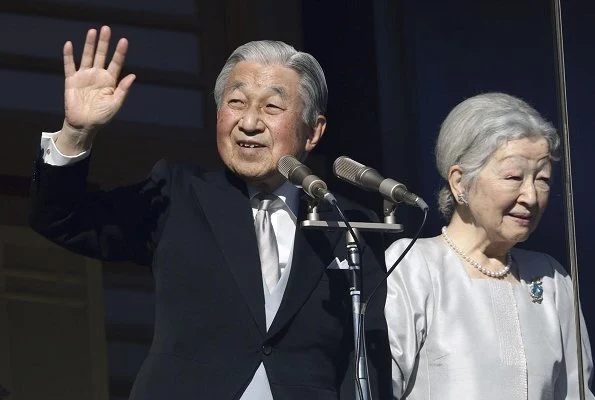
[262,345,272,356]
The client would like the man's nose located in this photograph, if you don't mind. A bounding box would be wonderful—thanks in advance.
[239,107,265,133]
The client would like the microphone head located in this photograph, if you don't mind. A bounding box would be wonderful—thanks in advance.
[332,156,366,184]
[277,155,301,180]
[277,155,334,203]
[333,156,388,192]
[277,154,312,188]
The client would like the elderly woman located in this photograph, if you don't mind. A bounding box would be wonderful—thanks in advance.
[385,92,594,399]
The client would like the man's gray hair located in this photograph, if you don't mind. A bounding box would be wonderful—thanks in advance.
[435,92,559,220]
[213,40,327,127]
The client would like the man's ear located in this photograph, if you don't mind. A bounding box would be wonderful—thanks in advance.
[448,165,466,201]
[304,115,326,152]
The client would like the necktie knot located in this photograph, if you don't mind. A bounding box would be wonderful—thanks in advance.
[255,193,278,212]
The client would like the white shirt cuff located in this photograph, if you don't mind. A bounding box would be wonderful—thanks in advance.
[41,131,91,166]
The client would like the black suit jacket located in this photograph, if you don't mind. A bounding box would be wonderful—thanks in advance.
[30,156,391,399]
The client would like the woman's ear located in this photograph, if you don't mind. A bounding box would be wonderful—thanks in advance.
[448,165,467,204]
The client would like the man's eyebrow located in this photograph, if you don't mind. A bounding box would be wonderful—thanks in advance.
[225,82,289,99]
[227,81,246,92]
[268,85,289,99]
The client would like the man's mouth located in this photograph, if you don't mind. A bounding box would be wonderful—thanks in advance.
[238,141,265,148]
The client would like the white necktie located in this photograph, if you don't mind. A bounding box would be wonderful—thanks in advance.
[254,194,280,292]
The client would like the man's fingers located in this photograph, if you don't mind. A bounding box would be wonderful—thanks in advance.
[107,38,129,79]
[80,28,97,69]
[63,41,76,78]
[113,74,136,104]
[93,26,111,69]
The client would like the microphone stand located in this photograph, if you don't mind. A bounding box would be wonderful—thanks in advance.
[346,226,371,400]
[303,200,402,400]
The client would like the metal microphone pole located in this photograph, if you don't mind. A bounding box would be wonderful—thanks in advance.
[345,227,371,400]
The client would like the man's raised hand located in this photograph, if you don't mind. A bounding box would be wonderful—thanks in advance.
[57,25,135,155]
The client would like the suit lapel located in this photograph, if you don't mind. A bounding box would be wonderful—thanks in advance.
[190,170,267,335]
[190,172,346,338]
[267,196,344,338]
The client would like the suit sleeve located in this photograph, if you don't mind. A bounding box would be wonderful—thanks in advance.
[29,151,171,266]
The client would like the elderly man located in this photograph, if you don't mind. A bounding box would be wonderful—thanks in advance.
[30,26,390,399]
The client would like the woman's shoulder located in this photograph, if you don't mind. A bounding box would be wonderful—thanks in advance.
[387,235,438,248]
[387,235,447,255]
[385,236,448,272]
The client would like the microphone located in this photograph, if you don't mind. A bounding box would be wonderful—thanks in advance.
[277,155,337,204]
[333,156,428,210]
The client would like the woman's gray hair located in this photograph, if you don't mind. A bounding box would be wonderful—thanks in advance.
[213,40,327,127]
[435,92,559,220]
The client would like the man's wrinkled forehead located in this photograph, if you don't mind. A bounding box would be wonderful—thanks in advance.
[226,81,291,99]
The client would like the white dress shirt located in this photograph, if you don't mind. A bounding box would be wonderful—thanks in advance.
[41,131,89,165]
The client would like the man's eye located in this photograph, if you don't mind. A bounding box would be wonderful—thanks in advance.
[264,104,284,114]
[538,176,551,184]
[227,99,246,109]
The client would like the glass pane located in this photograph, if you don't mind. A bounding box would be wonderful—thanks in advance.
[36,0,197,17]
[0,13,200,74]
[1,69,205,129]
[107,341,150,382]
[104,289,154,326]
[124,82,205,129]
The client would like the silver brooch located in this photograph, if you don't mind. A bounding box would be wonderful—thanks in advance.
[529,277,543,304]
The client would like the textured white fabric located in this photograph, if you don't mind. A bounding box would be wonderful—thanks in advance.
[385,236,595,400]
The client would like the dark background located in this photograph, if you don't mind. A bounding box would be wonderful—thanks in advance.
[1,1,593,398]
[304,0,595,331]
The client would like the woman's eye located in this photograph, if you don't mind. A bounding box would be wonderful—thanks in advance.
[536,177,551,191]
[506,176,522,181]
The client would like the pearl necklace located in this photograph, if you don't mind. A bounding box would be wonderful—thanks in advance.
[441,227,511,278]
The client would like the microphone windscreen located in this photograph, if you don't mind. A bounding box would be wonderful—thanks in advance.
[277,155,301,179]
[333,156,365,183]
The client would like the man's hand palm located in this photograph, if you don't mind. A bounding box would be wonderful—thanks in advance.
[65,68,120,130]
